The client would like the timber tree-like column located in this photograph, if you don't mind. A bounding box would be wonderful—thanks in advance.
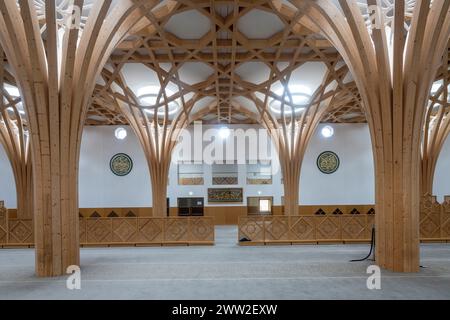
[0,0,161,276]
[0,53,33,219]
[249,58,358,216]
[97,68,199,218]
[421,44,450,195]
[292,0,450,271]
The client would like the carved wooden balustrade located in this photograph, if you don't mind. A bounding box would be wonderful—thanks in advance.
[0,201,7,244]
[239,215,375,244]
[419,195,450,241]
[239,197,450,245]
[0,214,214,247]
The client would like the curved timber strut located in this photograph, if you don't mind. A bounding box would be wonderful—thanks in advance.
[291,0,450,272]
[96,64,199,218]
[0,0,163,277]
[250,58,356,216]
[422,41,450,196]
[0,51,33,220]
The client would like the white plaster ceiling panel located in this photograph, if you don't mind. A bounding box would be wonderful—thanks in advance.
[177,62,215,86]
[164,10,211,40]
[158,63,173,73]
[237,9,285,39]
[276,62,290,73]
[233,114,249,121]
[325,80,338,93]
[233,96,259,114]
[190,96,217,115]
[343,72,354,84]
[281,0,299,11]
[202,113,217,121]
[254,92,266,102]
[235,62,271,85]
[216,4,237,18]
[111,82,124,96]
[182,92,195,103]
[289,62,328,93]
[269,80,284,95]
[121,63,159,96]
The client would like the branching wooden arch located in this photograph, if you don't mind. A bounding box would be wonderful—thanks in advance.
[0,0,169,277]
[96,64,200,218]
[0,51,33,220]
[422,42,450,196]
[288,0,450,272]
[250,62,357,216]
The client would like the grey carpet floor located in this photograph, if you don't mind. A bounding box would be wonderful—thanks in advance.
[0,226,449,300]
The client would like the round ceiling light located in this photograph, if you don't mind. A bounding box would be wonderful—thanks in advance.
[137,85,180,116]
[270,85,312,114]
[321,126,334,138]
[218,127,231,139]
[114,127,127,140]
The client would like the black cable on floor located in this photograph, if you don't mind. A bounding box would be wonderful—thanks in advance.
[350,226,375,262]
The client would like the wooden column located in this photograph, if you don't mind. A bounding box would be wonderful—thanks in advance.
[0,0,159,276]
[293,0,450,272]
[97,67,198,218]
[249,57,356,216]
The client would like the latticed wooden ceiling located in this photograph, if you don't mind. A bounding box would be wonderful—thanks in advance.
[87,0,366,126]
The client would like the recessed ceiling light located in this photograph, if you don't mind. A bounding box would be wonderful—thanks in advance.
[321,126,334,138]
[137,85,180,116]
[114,127,127,140]
[218,127,231,139]
[270,85,312,114]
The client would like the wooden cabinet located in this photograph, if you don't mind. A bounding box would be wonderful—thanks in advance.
[177,198,204,216]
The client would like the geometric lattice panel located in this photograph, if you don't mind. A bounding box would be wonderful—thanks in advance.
[164,219,189,242]
[190,218,214,241]
[86,219,113,243]
[238,217,265,242]
[139,218,164,242]
[290,217,315,240]
[0,202,7,244]
[113,218,138,242]
[420,195,442,239]
[266,217,289,241]
[8,219,33,244]
[316,217,340,240]
[441,196,450,238]
[0,215,214,246]
[341,216,367,239]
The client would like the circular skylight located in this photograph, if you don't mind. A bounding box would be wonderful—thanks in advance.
[270,85,312,114]
[137,86,180,116]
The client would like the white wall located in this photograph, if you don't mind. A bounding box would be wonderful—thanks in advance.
[300,124,375,205]
[433,134,450,202]
[78,126,152,207]
[0,123,380,208]
[0,144,16,208]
